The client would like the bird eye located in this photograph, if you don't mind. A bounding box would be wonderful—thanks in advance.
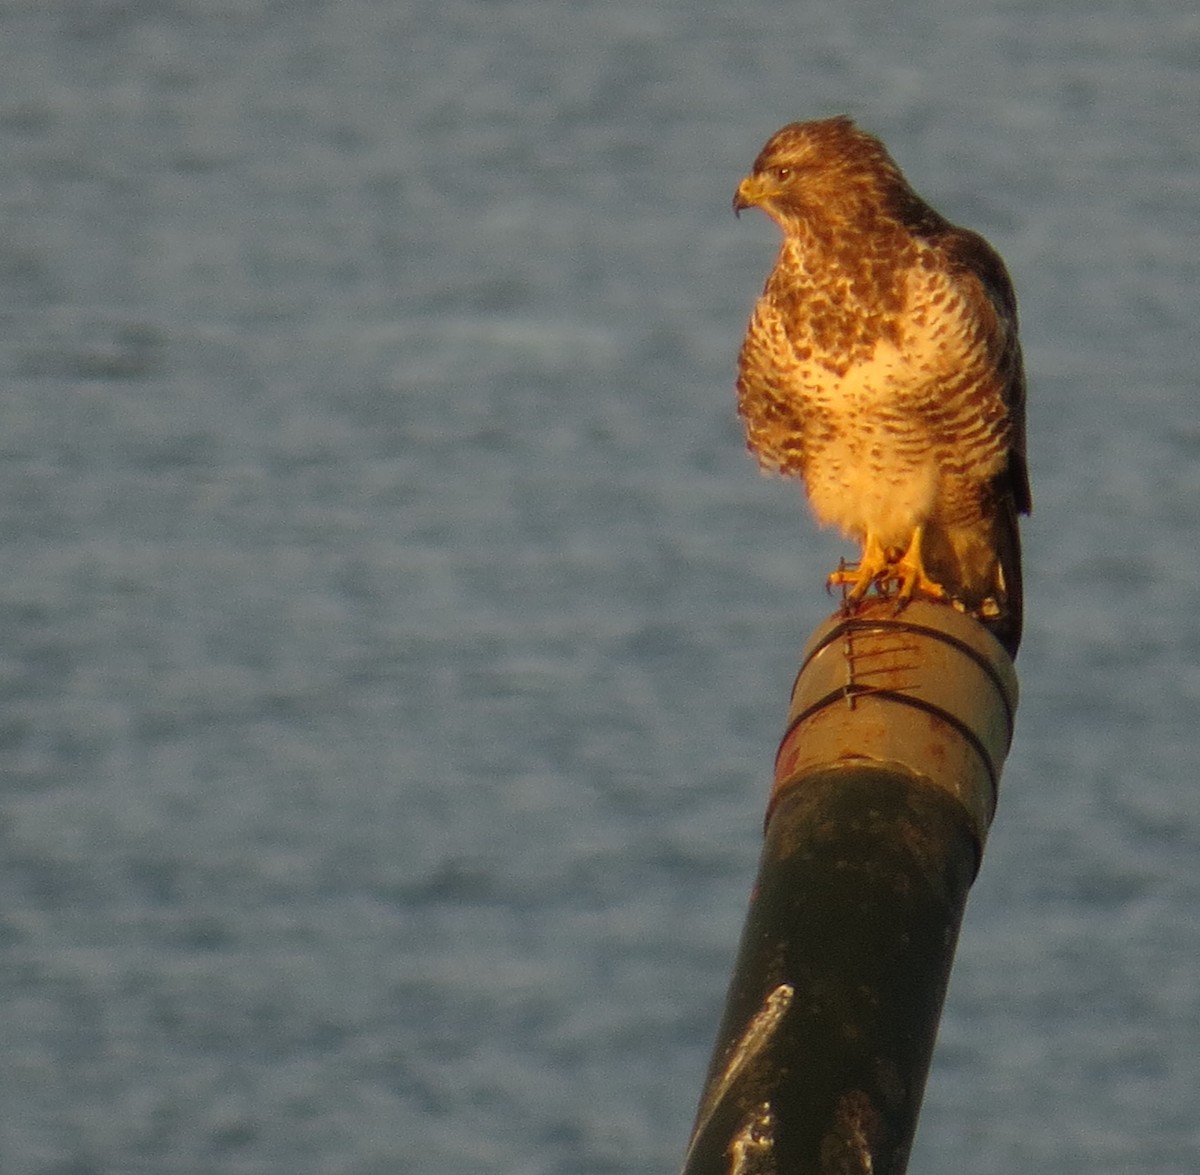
[773,166,792,181]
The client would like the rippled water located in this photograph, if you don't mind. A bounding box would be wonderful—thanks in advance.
[1,2,1198,1171]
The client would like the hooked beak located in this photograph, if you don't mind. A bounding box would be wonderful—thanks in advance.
[732,173,777,217]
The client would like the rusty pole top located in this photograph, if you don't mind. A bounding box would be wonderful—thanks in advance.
[772,597,1019,862]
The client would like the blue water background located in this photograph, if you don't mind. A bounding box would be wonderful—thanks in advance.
[1,2,1198,1171]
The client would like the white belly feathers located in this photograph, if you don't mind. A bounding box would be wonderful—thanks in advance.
[799,334,943,548]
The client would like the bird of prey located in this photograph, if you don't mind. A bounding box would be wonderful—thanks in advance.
[732,116,1031,656]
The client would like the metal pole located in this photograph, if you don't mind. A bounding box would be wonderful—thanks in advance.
[681,599,1019,1175]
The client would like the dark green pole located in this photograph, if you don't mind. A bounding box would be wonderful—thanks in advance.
[681,599,1018,1175]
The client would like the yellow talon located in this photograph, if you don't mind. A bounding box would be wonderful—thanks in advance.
[828,528,947,609]
[827,533,891,604]
[890,527,947,604]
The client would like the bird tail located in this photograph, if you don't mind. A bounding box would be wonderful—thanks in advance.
[986,494,1024,659]
[923,500,1024,659]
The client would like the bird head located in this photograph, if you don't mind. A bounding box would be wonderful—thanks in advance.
[733,116,909,231]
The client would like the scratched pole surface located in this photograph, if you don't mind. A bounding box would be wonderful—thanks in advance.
[681,599,1019,1175]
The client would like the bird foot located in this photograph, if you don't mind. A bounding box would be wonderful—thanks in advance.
[888,558,947,607]
[827,556,892,609]
[844,529,947,612]
[827,554,947,614]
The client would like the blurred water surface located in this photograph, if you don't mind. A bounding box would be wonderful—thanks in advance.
[1,1,1198,1171]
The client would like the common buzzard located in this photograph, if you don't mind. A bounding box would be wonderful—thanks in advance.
[733,117,1031,655]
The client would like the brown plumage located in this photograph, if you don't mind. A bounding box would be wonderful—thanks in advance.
[732,116,1031,656]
